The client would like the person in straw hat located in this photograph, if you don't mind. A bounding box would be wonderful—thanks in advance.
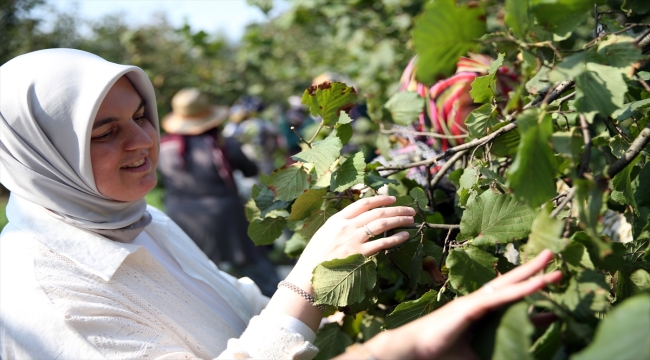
[159,88,280,296]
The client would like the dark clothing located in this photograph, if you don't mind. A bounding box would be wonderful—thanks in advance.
[159,132,279,296]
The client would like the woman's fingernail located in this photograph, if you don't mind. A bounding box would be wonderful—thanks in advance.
[389,196,396,201]
[398,231,409,238]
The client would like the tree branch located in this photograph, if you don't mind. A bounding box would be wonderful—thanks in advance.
[429,150,467,190]
[578,114,591,177]
[606,122,650,178]
[377,122,518,172]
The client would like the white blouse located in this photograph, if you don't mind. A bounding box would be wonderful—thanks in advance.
[0,195,318,359]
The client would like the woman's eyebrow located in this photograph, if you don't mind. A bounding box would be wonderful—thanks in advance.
[136,100,146,112]
[93,117,118,129]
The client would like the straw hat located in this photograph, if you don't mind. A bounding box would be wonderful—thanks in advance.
[162,88,229,135]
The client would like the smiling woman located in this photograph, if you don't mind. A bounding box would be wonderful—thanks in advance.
[90,76,159,202]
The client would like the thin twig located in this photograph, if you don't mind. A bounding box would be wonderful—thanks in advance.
[377,122,518,172]
[379,123,469,140]
[290,126,311,149]
[551,187,576,218]
[526,80,576,109]
[397,223,461,230]
[529,41,563,61]
[430,150,468,190]
[578,114,591,177]
[606,121,650,178]
[635,74,650,93]
[307,122,325,145]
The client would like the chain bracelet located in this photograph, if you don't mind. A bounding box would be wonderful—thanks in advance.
[278,280,327,312]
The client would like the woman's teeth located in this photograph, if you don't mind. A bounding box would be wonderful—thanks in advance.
[123,158,145,168]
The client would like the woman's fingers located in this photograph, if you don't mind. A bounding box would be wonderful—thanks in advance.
[477,271,562,311]
[359,215,415,240]
[360,232,410,256]
[351,206,415,228]
[337,196,397,219]
[488,249,555,289]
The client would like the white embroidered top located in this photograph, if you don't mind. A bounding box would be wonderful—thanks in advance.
[0,195,319,359]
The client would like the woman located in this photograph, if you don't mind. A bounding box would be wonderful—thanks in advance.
[159,88,279,296]
[0,49,560,359]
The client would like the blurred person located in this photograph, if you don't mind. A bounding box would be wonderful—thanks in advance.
[0,48,562,360]
[222,95,279,175]
[279,95,312,158]
[158,88,280,296]
[376,54,518,186]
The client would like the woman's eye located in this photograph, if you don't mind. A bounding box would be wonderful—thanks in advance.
[92,131,112,142]
[134,115,147,124]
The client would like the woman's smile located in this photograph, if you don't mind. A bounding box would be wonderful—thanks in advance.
[121,156,148,170]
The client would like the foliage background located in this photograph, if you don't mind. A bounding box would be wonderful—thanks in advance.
[2,0,650,359]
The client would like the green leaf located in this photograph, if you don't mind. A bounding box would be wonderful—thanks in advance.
[312,254,377,307]
[622,0,650,14]
[491,122,521,157]
[611,156,640,213]
[254,186,291,217]
[630,269,650,294]
[458,191,538,246]
[288,188,327,221]
[554,269,609,321]
[493,301,534,360]
[330,152,365,192]
[365,170,398,190]
[385,290,442,329]
[313,323,353,360]
[412,0,486,82]
[284,231,308,258]
[302,208,337,240]
[247,217,287,245]
[291,136,342,177]
[572,293,650,360]
[505,0,530,39]
[574,63,628,119]
[597,35,644,69]
[470,53,505,103]
[507,109,557,208]
[466,103,499,139]
[333,123,353,145]
[338,112,353,124]
[384,91,425,126]
[244,198,260,222]
[301,81,357,126]
[268,163,311,202]
[523,208,567,259]
[574,179,612,257]
[447,246,497,295]
[612,98,650,120]
[409,187,428,210]
[530,322,562,360]
[562,241,595,273]
[532,0,602,37]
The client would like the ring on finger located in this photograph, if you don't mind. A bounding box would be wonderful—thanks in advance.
[363,224,376,238]
[482,283,495,294]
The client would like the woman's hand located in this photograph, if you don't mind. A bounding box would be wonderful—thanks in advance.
[267,196,414,332]
[286,195,415,292]
[342,249,562,360]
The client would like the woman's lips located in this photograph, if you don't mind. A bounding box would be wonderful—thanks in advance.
[121,157,150,172]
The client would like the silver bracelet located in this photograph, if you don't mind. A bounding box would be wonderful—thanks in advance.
[278,280,327,312]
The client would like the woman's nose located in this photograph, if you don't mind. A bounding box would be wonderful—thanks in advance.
[124,121,155,150]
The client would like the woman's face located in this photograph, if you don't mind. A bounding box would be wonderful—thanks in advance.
[91,76,159,202]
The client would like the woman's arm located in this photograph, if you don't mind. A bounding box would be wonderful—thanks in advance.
[336,250,562,360]
[265,195,415,331]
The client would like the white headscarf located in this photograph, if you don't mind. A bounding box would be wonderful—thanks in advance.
[0,48,159,233]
